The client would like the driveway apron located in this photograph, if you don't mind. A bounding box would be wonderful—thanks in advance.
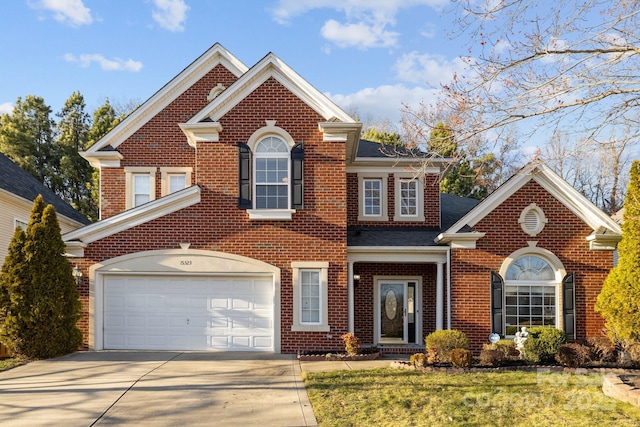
[0,351,317,426]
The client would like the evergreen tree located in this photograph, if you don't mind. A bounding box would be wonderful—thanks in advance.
[429,122,457,157]
[361,128,403,146]
[0,96,60,192]
[0,195,82,358]
[595,160,640,347]
[57,92,98,221]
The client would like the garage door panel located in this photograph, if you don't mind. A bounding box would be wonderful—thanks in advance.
[104,275,274,351]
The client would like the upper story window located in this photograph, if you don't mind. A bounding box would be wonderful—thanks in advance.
[125,167,156,209]
[394,174,425,222]
[160,167,193,196]
[399,179,417,216]
[237,120,304,220]
[357,173,388,221]
[255,137,289,209]
[363,179,382,216]
[14,219,27,230]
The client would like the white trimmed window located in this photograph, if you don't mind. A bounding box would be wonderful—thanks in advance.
[394,175,425,222]
[125,167,156,209]
[14,219,27,230]
[291,261,329,332]
[255,136,290,209]
[504,255,558,335]
[358,173,388,221]
[160,167,192,196]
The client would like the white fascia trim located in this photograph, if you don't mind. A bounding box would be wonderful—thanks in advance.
[346,165,442,174]
[62,185,201,244]
[86,44,247,153]
[436,232,486,249]
[80,150,123,168]
[318,122,362,142]
[347,246,448,263]
[64,240,87,257]
[190,54,355,124]
[179,122,223,147]
[532,164,622,235]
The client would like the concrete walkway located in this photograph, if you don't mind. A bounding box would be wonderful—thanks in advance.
[0,351,317,426]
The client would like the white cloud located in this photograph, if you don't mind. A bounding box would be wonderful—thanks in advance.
[328,84,439,124]
[0,102,14,115]
[394,51,467,86]
[152,0,189,32]
[321,19,398,48]
[270,0,447,49]
[64,53,143,72]
[28,0,93,26]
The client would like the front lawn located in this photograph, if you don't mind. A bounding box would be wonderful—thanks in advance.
[303,368,640,426]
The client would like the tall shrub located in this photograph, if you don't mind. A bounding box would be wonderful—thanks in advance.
[0,195,82,358]
[596,161,640,348]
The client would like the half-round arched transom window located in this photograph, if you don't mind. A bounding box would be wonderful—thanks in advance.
[505,255,555,281]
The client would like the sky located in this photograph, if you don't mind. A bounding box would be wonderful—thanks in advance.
[0,0,467,129]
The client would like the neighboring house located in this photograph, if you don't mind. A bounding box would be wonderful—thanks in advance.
[63,44,621,353]
[0,153,89,262]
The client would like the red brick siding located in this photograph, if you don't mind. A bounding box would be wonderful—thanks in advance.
[347,172,440,227]
[80,76,349,353]
[450,180,614,352]
[100,64,239,218]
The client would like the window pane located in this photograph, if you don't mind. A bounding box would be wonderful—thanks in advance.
[133,174,150,207]
[506,255,555,280]
[168,174,186,193]
[364,179,382,216]
[504,284,556,333]
[301,270,320,324]
[400,179,417,216]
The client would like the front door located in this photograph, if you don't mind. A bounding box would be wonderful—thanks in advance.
[379,282,407,343]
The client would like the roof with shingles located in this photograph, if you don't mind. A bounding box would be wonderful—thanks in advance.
[0,153,89,225]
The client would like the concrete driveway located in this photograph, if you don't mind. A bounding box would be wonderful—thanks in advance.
[0,351,317,426]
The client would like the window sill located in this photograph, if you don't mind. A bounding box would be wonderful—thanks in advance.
[393,215,426,222]
[247,209,295,220]
[291,324,331,332]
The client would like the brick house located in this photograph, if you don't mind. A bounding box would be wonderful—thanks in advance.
[63,44,621,353]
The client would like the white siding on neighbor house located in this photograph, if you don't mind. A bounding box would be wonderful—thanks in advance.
[0,192,83,262]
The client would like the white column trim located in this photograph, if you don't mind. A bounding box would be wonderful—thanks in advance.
[348,261,354,333]
[436,262,444,330]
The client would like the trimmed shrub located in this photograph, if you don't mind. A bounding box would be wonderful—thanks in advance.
[425,330,470,364]
[479,348,504,366]
[555,343,593,367]
[586,337,616,363]
[409,352,426,368]
[494,339,519,358]
[341,333,361,356]
[523,327,567,364]
[450,348,473,368]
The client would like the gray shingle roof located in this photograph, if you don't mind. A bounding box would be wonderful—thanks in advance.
[348,193,480,247]
[0,153,89,225]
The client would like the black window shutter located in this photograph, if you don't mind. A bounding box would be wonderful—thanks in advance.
[238,142,252,209]
[562,272,576,340]
[491,272,504,336]
[291,142,304,209]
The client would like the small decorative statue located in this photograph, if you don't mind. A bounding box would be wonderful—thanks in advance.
[514,326,529,358]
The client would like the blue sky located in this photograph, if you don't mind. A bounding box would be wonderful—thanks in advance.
[0,0,465,128]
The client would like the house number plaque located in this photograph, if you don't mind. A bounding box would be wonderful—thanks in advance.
[179,260,193,266]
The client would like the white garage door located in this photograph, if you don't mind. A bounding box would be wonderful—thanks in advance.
[103,275,274,351]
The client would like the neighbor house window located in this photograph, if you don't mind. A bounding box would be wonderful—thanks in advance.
[393,174,425,222]
[160,167,192,196]
[125,167,156,209]
[291,261,329,332]
[357,173,388,221]
[504,255,557,335]
[14,219,27,230]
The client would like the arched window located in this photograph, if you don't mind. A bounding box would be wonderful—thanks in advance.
[504,255,559,335]
[254,136,290,209]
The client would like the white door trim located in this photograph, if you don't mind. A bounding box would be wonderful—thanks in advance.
[373,276,422,346]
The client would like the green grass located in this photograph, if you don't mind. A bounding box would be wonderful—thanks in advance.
[0,357,24,372]
[303,368,640,426]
